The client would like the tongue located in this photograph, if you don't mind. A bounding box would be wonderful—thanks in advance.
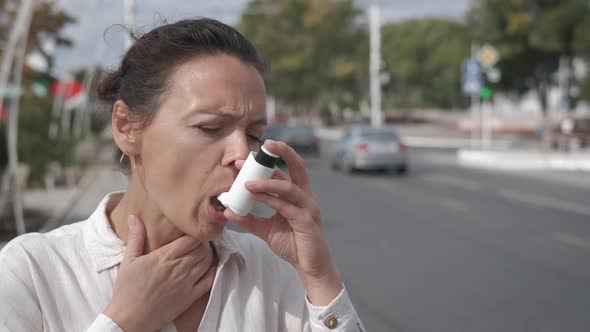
[211,197,226,211]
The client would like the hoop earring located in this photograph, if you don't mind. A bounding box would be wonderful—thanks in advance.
[119,151,135,171]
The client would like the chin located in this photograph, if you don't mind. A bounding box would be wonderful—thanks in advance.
[188,218,227,242]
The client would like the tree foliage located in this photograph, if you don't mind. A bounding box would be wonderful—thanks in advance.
[238,0,368,113]
[466,0,590,110]
[381,18,470,109]
[0,97,76,187]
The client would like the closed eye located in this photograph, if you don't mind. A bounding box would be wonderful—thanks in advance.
[197,126,222,135]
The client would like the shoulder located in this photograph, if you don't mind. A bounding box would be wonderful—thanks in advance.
[0,221,89,278]
[1,221,88,257]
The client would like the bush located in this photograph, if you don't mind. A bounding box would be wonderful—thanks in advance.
[0,96,77,188]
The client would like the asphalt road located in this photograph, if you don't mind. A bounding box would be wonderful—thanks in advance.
[307,143,590,332]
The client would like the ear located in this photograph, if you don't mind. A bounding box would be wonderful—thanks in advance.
[112,100,142,157]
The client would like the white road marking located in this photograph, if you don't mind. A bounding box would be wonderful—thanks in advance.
[553,232,590,250]
[498,189,590,217]
[351,171,589,220]
[420,173,483,192]
[440,198,470,213]
[371,180,396,191]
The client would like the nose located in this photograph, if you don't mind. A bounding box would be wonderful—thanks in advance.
[221,131,251,169]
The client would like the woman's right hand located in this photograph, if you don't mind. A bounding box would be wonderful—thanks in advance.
[103,215,215,332]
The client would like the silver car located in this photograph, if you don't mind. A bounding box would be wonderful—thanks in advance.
[332,126,408,174]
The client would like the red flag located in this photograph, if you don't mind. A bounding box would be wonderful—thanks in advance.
[50,80,83,99]
[0,103,6,123]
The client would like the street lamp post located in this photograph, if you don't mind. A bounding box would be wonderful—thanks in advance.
[369,0,383,128]
[0,0,36,235]
[124,0,136,50]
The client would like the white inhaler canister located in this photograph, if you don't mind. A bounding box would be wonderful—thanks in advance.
[217,145,280,216]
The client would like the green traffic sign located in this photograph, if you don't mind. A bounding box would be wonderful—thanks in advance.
[480,86,492,100]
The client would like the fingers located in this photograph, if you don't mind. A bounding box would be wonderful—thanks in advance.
[263,140,311,192]
[191,266,216,299]
[272,168,288,181]
[184,246,214,286]
[245,178,307,207]
[160,235,202,259]
[179,242,212,267]
[123,215,146,261]
[249,192,301,221]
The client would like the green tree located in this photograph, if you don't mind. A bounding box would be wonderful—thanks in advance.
[381,18,470,109]
[466,0,590,115]
[0,97,76,187]
[238,0,368,117]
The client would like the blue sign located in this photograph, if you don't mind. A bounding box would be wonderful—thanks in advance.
[462,59,483,96]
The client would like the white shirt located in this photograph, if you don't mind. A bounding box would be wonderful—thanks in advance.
[0,193,365,332]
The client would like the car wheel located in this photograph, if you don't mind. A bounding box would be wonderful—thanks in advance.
[341,156,354,174]
[396,164,408,175]
[331,159,340,171]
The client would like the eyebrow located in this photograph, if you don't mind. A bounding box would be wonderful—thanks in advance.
[198,110,267,126]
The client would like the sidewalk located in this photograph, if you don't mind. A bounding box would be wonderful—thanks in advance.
[458,149,590,172]
[38,136,121,232]
[316,126,513,149]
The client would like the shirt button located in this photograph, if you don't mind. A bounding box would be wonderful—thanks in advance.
[324,316,338,329]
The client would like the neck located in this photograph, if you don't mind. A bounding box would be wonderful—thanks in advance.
[109,175,188,253]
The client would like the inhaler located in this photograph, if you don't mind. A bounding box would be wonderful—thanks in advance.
[217,145,280,217]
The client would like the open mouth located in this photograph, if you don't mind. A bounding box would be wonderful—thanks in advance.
[210,196,226,212]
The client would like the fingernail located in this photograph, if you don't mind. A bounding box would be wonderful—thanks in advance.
[245,181,254,188]
[127,215,136,228]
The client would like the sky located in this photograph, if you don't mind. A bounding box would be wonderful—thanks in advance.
[52,0,472,75]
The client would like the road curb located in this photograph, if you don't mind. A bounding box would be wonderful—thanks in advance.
[403,137,511,149]
[316,127,512,149]
[457,149,590,172]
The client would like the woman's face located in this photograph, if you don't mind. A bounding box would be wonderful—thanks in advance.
[134,53,267,241]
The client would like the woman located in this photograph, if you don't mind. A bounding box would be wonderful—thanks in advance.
[0,19,364,332]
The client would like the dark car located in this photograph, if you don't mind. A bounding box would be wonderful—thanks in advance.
[260,124,285,143]
[280,124,320,155]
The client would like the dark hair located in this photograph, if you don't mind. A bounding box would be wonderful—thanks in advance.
[97,18,268,173]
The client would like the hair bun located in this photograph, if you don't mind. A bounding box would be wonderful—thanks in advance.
[96,70,121,104]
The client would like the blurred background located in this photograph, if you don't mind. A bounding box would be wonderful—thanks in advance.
[1,0,589,331]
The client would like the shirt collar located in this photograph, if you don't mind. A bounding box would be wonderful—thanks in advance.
[83,192,245,273]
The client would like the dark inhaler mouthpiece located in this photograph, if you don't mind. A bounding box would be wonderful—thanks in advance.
[255,146,280,168]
